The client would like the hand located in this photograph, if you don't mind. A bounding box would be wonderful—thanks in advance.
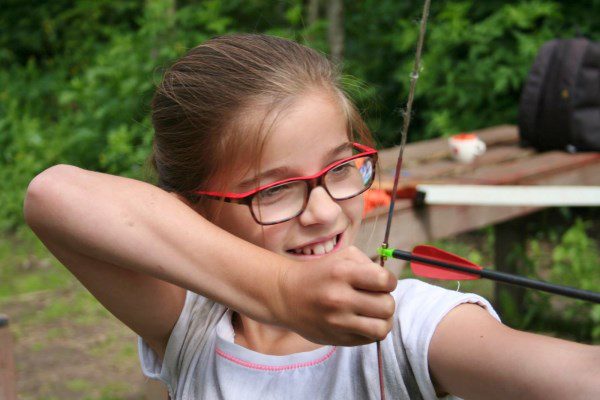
[274,246,397,346]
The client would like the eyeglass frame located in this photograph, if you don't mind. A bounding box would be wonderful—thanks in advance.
[193,142,378,225]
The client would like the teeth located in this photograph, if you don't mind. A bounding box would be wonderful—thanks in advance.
[291,236,338,256]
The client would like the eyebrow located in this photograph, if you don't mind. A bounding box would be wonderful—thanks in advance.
[237,142,353,189]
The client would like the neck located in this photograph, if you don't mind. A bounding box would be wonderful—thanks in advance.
[232,312,323,355]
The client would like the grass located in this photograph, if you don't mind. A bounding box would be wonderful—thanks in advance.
[0,228,73,299]
[0,228,147,400]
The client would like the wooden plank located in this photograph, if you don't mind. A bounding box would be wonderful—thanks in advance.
[519,158,600,186]
[377,124,519,168]
[378,146,534,180]
[374,146,535,192]
[458,152,600,185]
[470,146,535,167]
[0,315,17,400]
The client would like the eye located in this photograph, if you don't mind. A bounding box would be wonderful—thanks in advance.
[256,183,292,203]
[260,184,285,197]
[330,161,354,176]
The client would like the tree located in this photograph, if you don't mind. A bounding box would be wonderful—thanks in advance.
[327,0,344,65]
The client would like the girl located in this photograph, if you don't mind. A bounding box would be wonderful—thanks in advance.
[25,34,599,399]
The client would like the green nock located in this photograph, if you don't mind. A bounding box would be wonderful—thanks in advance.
[377,247,394,259]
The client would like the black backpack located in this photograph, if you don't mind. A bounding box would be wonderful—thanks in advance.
[518,38,600,152]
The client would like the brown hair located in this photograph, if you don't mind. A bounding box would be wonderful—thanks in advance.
[150,33,373,215]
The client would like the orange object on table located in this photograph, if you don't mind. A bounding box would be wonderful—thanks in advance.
[363,189,391,216]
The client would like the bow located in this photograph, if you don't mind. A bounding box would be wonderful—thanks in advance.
[376,1,432,399]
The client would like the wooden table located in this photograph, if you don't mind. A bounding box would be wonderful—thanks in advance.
[356,125,600,305]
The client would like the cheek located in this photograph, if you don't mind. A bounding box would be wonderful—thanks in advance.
[212,204,259,242]
[342,195,364,241]
[212,203,286,251]
[346,195,365,223]
[257,225,289,252]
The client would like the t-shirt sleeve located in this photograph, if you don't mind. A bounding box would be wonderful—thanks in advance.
[393,279,500,400]
[138,290,226,396]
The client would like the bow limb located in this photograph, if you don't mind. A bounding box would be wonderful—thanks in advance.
[380,0,431,253]
[376,1,432,399]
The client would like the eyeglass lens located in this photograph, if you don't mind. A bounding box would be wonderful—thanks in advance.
[251,155,375,224]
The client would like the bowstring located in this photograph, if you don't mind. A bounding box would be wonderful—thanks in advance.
[377,1,432,399]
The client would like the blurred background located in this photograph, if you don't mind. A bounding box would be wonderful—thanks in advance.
[1,1,599,399]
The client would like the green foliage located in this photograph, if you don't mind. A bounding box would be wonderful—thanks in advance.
[500,213,600,343]
[552,219,600,291]
[343,0,600,145]
[0,0,143,66]
[2,1,600,230]
[389,1,562,141]
[550,219,600,341]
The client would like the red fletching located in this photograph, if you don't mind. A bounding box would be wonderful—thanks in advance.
[411,245,482,280]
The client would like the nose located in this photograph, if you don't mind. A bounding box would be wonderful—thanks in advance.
[298,186,342,226]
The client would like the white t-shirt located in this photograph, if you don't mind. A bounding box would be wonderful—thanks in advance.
[138,279,499,399]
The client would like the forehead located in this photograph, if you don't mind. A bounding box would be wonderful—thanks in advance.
[259,91,350,168]
[211,90,351,192]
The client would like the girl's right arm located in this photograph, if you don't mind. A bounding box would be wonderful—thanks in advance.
[24,164,396,356]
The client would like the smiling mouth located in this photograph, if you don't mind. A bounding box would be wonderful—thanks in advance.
[286,234,342,256]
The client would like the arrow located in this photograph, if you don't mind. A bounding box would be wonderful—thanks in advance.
[378,245,600,304]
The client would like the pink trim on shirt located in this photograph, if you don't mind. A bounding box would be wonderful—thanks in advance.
[215,346,337,371]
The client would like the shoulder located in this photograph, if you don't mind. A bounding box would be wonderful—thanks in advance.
[167,291,228,352]
[390,279,499,356]
[393,278,465,299]
[392,278,498,319]
[138,290,227,386]
[386,280,499,398]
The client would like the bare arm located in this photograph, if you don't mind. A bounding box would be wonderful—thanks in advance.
[429,304,600,399]
[24,165,396,356]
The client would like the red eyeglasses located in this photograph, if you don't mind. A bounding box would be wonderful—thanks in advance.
[194,143,378,225]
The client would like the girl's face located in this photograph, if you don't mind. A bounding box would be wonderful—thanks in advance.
[212,91,363,259]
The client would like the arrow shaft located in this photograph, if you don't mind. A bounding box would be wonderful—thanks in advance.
[392,249,600,304]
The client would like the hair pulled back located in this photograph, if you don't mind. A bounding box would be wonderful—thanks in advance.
[150,33,372,205]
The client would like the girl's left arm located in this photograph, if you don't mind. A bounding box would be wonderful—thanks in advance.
[428,303,600,399]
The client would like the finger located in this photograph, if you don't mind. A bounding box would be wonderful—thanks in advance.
[351,291,396,320]
[348,263,397,292]
[324,333,379,347]
[339,245,374,263]
[343,314,394,342]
